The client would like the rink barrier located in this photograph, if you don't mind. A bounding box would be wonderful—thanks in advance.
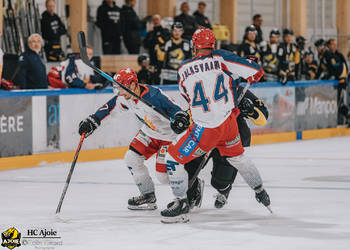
[1,80,349,170]
[1,127,349,170]
[0,146,129,170]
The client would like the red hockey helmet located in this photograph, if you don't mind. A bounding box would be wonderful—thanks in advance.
[113,68,138,86]
[192,28,216,50]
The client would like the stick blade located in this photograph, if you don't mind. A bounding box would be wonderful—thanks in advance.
[77,31,89,64]
[77,31,86,49]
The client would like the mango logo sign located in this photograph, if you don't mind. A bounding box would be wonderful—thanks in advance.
[1,228,21,249]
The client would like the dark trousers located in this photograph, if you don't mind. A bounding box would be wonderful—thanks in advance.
[102,36,121,55]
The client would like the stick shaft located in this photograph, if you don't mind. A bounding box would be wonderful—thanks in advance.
[55,132,86,214]
[77,31,171,122]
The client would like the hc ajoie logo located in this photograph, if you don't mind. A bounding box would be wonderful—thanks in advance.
[26,229,57,237]
[1,227,21,249]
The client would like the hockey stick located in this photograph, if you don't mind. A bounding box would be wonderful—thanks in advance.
[77,31,172,122]
[237,81,251,103]
[56,132,86,214]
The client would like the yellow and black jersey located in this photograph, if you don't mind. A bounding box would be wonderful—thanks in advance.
[237,40,261,61]
[237,86,268,147]
[156,38,191,70]
[301,60,318,80]
[277,42,300,81]
[321,50,348,85]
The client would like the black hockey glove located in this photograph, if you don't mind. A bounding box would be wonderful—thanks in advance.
[238,98,255,117]
[245,55,259,64]
[78,114,101,137]
[171,111,190,134]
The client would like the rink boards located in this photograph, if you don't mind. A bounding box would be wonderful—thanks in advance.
[1,80,350,169]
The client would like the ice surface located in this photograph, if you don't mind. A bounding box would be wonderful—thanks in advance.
[1,136,350,250]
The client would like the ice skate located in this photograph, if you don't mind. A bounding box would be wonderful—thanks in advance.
[161,198,190,224]
[214,184,232,209]
[128,192,157,210]
[255,188,272,213]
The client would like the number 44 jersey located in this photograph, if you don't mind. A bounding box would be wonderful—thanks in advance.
[177,49,263,128]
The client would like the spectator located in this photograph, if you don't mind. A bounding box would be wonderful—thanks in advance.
[137,54,156,84]
[252,14,263,44]
[156,22,191,85]
[17,34,49,89]
[314,39,327,78]
[174,2,198,40]
[48,45,104,89]
[300,51,317,80]
[0,47,3,79]
[323,39,348,87]
[143,14,170,67]
[348,51,350,80]
[295,36,307,79]
[277,28,300,84]
[96,0,122,55]
[41,0,67,61]
[324,39,349,105]
[121,0,142,54]
[193,1,211,29]
[261,28,280,81]
[237,25,261,60]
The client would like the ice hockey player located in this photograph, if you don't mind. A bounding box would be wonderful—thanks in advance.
[277,29,300,84]
[260,28,280,81]
[237,25,261,62]
[209,85,270,209]
[48,45,105,89]
[186,56,271,210]
[160,28,267,223]
[78,68,204,211]
[157,22,191,85]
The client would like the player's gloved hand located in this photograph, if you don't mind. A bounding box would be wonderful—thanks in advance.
[171,111,190,134]
[238,98,255,117]
[78,114,101,137]
[245,55,259,64]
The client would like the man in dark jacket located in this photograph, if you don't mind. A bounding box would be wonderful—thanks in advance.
[193,2,211,29]
[121,0,142,54]
[323,39,348,89]
[41,0,67,61]
[174,2,197,41]
[96,0,122,55]
[17,34,48,89]
[143,14,170,66]
[252,14,263,44]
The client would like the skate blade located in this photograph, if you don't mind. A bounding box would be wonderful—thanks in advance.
[128,203,157,211]
[161,214,189,224]
[196,179,205,208]
[266,205,273,214]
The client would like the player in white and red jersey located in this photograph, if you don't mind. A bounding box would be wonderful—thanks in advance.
[160,29,268,223]
[78,68,204,211]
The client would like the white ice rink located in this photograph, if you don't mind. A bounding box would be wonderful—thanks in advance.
[1,136,350,250]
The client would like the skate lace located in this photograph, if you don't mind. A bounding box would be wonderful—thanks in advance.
[214,193,227,204]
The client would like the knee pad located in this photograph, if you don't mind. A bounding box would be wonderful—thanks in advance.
[226,153,263,190]
[165,153,188,197]
[210,149,238,190]
[125,150,155,194]
[124,150,146,173]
